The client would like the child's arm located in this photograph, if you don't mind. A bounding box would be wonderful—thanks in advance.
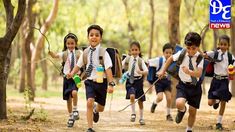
[182,66,202,78]
[67,65,80,78]
[158,56,173,78]
[48,51,60,59]
[105,68,114,93]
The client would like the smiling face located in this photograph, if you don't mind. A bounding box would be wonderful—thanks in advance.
[130,44,140,58]
[163,48,173,59]
[88,29,102,48]
[66,38,76,51]
[218,39,229,52]
[186,45,199,56]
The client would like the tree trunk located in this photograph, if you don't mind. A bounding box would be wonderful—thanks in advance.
[0,0,26,119]
[213,29,219,49]
[31,0,59,95]
[19,23,26,93]
[231,0,235,96]
[148,0,155,59]
[168,0,181,45]
[41,50,48,90]
[168,0,181,108]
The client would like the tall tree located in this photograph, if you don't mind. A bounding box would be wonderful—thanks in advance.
[148,0,155,59]
[0,0,26,119]
[168,0,181,108]
[31,0,58,100]
[231,0,235,96]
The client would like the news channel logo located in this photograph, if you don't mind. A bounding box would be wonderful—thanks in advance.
[209,0,231,29]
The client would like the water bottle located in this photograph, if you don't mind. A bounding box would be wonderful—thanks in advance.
[96,64,104,83]
[228,64,235,80]
[119,72,129,84]
[73,74,81,88]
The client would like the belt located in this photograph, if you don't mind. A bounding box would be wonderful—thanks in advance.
[181,81,196,86]
[214,74,228,80]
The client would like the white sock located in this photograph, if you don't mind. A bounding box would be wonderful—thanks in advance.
[153,100,157,104]
[139,109,143,120]
[73,106,77,111]
[217,115,223,124]
[166,107,171,115]
[131,104,135,114]
[215,100,220,104]
[186,126,192,131]
[179,106,186,112]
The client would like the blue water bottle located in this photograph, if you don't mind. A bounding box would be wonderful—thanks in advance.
[119,72,129,84]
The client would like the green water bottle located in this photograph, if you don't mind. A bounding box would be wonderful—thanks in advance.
[73,74,81,88]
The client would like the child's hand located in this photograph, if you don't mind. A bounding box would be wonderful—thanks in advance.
[137,70,143,75]
[182,66,190,75]
[157,70,165,79]
[66,73,73,79]
[107,86,114,93]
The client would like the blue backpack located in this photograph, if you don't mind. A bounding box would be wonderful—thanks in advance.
[147,57,163,84]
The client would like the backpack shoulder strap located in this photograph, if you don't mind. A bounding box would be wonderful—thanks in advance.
[196,54,203,66]
[157,57,163,71]
[83,48,90,66]
[227,52,234,65]
[99,47,106,66]
[62,51,68,62]
[177,49,187,66]
[138,57,143,71]
[75,50,82,61]
[124,55,130,71]
[213,50,219,60]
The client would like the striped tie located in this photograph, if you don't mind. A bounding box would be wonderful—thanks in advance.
[70,51,74,71]
[129,58,136,84]
[188,56,197,85]
[86,48,96,77]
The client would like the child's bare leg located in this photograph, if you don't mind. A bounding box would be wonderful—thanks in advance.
[165,91,172,116]
[87,98,95,129]
[96,103,105,112]
[138,100,144,119]
[218,101,226,124]
[72,90,78,109]
[67,97,72,113]
[208,99,216,106]
[187,105,197,130]
[176,97,186,111]
[156,92,163,103]
[130,94,135,114]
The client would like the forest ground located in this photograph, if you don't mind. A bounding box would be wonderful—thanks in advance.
[1,79,235,132]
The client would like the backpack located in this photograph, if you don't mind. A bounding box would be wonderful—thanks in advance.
[205,50,234,77]
[81,47,122,80]
[147,57,163,84]
[122,55,143,73]
[167,48,204,81]
[60,50,82,75]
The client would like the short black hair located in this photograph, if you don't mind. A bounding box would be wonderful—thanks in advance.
[219,34,230,44]
[87,24,103,37]
[184,32,201,47]
[162,43,174,52]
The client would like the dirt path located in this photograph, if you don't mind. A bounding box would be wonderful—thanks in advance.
[1,88,235,132]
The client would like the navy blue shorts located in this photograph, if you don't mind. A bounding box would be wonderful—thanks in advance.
[154,78,171,93]
[125,78,146,102]
[84,79,108,106]
[208,78,232,102]
[63,77,78,100]
[176,81,202,109]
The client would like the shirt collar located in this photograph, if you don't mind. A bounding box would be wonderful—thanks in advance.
[186,51,200,57]
[89,44,101,50]
[67,49,75,54]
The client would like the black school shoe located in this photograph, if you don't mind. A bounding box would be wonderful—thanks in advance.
[175,107,186,124]
[150,103,157,113]
[73,110,80,120]
[213,102,220,109]
[166,114,173,121]
[93,104,99,123]
[216,123,223,130]
[87,128,95,132]
[67,117,75,127]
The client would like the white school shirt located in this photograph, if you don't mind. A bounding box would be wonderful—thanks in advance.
[206,49,235,76]
[122,56,148,77]
[57,49,82,75]
[76,44,113,80]
[148,56,167,76]
[173,50,204,82]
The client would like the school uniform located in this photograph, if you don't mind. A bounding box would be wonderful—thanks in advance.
[57,49,82,100]
[122,56,148,101]
[148,56,171,93]
[77,44,112,106]
[206,49,235,101]
[173,50,204,109]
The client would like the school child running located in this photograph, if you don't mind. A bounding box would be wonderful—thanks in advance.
[148,43,174,121]
[158,32,204,132]
[67,24,115,132]
[122,41,148,125]
[204,35,235,130]
[48,33,82,127]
